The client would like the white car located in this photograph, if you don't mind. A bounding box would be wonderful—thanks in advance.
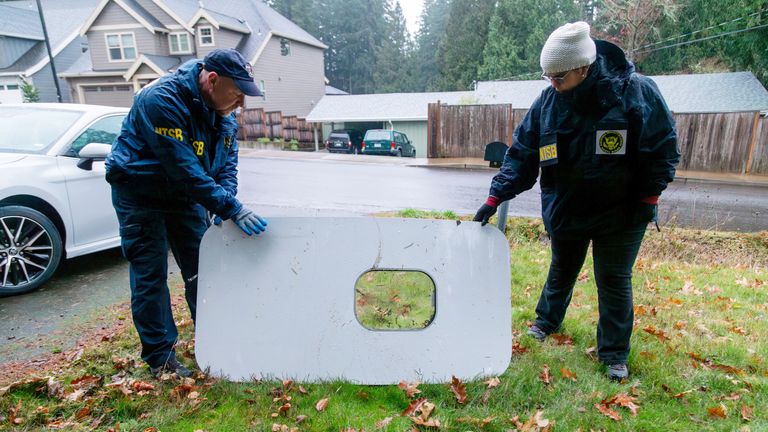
[0,103,129,296]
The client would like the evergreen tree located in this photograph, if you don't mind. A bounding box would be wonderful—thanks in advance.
[478,0,582,81]
[373,1,415,93]
[435,0,496,90]
[633,0,768,86]
[413,0,451,91]
[266,0,320,36]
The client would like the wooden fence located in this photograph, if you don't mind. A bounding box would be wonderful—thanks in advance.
[236,108,321,149]
[428,102,768,175]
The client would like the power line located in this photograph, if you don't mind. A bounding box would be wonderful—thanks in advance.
[634,21,768,55]
[632,7,768,52]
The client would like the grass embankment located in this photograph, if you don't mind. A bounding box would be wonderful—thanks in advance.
[1,210,766,431]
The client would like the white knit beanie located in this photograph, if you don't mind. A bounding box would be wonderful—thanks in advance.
[540,21,597,75]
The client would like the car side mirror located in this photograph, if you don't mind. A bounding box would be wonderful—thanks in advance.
[77,143,112,171]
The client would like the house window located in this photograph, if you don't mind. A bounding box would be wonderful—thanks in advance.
[198,26,214,46]
[6,84,19,90]
[280,38,291,56]
[106,33,136,61]
[169,32,192,54]
[259,80,265,98]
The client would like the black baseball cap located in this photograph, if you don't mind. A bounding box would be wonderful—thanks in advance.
[203,48,262,97]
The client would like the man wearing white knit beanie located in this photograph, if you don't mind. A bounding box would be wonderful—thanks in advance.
[475,22,680,381]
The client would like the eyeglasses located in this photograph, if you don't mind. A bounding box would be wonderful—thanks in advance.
[541,69,573,84]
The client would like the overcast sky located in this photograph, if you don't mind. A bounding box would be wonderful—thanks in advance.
[399,0,425,37]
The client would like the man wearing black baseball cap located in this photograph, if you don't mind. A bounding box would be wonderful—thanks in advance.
[106,48,267,378]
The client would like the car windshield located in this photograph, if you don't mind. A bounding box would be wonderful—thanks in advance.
[0,107,84,154]
[365,130,391,140]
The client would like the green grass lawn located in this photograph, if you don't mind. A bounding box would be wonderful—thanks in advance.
[1,210,766,431]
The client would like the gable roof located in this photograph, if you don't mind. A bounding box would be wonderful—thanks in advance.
[188,7,250,33]
[0,0,100,76]
[81,0,168,36]
[122,53,192,79]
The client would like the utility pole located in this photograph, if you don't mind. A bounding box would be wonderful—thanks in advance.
[35,0,62,102]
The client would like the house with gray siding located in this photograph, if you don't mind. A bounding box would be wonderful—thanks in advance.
[0,0,100,104]
[60,0,327,116]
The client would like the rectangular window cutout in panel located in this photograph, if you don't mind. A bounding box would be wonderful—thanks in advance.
[355,270,435,330]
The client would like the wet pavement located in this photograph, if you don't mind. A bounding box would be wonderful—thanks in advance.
[1,152,766,365]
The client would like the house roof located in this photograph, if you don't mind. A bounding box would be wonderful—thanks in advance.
[325,85,348,96]
[308,72,768,122]
[306,91,476,122]
[648,72,768,113]
[0,3,44,40]
[0,0,100,76]
[121,0,165,29]
[476,72,768,113]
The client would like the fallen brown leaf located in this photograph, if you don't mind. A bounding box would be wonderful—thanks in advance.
[402,397,427,416]
[741,405,753,421]
[539,365,551,386]
[708,404,727,419]
[450,376,467,404]
[550,333,574,345]
[410,416,440,427]
[560,367,577,382]
[595,403,622,421]
[611,393,640,416]
[75,405,91,420]
[484,377,501,388]
[9,399,23,425]
[643,325,670,342]
[398,380,422,398]
[514,410,552,431]
[315,398,329,412]
[131,381,155,392]
[512,342,528,356]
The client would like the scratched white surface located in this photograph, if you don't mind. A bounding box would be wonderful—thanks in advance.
[195,217,511,384]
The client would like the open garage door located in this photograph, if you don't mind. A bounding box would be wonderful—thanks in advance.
[82,84,134,107]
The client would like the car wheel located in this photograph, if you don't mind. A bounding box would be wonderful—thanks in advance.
[412,149,417,158]
[0,206,63,297]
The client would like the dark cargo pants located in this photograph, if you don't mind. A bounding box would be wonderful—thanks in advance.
[111,186,208,368]
[533,224,646,364]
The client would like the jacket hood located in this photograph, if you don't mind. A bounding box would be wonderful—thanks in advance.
[567,40,634,109]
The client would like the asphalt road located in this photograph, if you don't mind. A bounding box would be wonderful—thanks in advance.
[1,154,766,363]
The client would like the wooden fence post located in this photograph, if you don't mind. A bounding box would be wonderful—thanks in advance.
[745,111,761,174]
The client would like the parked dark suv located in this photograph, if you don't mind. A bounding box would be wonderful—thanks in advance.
[361,129,416,157]
[325,129,364,154]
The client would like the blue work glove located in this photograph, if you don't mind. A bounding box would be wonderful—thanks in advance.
[212,215,222,226]
[233,206,268,235]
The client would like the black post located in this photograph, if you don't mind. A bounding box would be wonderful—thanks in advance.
[35,0,62,102]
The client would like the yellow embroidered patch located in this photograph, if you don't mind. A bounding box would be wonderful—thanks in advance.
[154,127,184,142]
[539,143,557,161]
[192,140,205,156]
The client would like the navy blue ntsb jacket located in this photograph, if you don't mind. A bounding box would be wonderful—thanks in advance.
[106,59,241,219]
[490,40,680,238]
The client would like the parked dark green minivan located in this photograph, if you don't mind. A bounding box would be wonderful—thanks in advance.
[361,129,416,157]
